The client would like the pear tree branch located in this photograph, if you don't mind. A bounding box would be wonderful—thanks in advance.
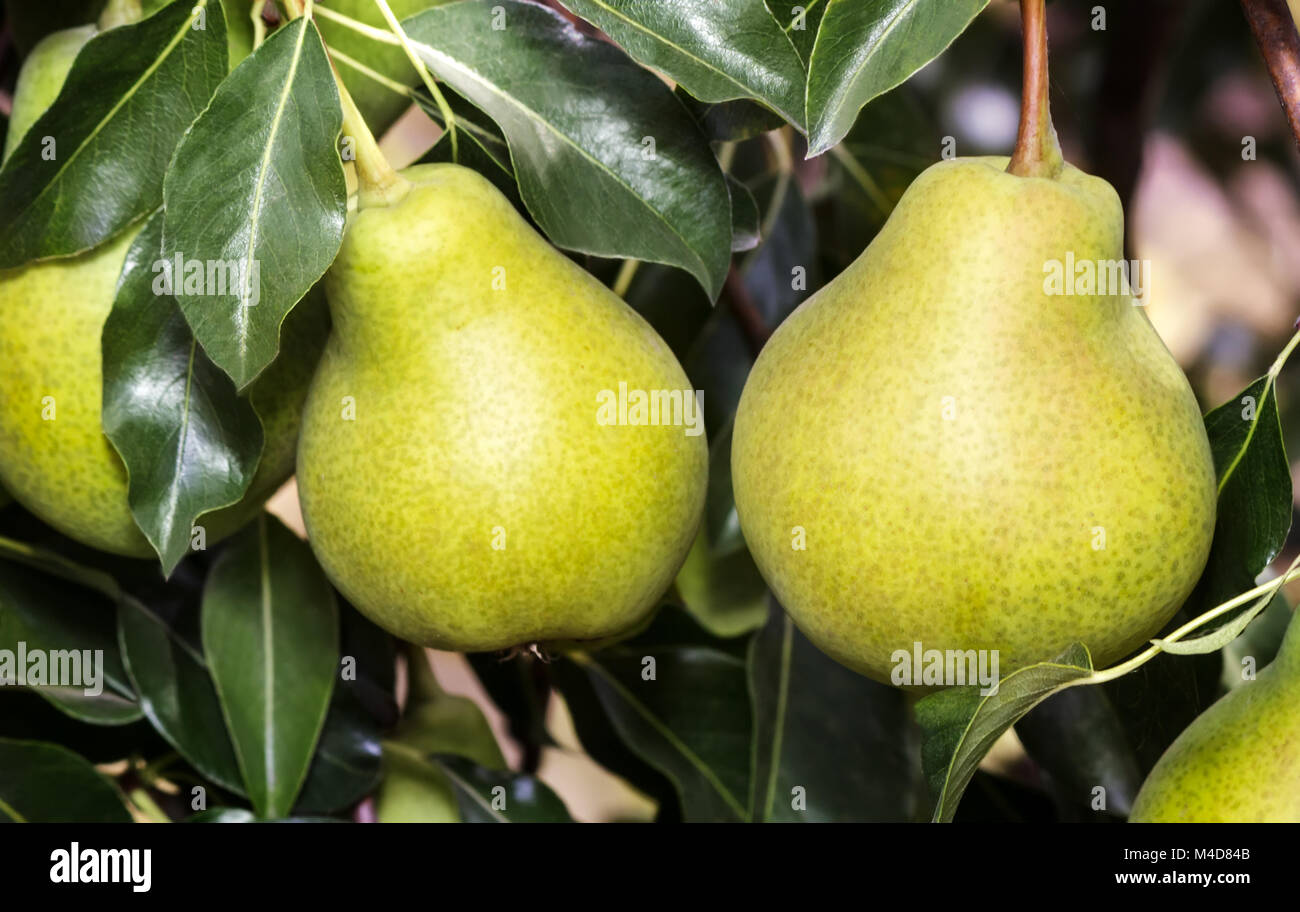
[1241,0,1300,153]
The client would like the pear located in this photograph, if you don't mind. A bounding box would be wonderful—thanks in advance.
[0,15,324,557]
[1129,610,1300,822]
[297,163,707,652]
[731,155,1216,682]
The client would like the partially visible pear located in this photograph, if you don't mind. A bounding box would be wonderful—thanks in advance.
[2,24,95,160]
[731,156,1216,682]
[316,0,450,136]
[0,15,325,557]
[297,164,707,651]
[1129,609,1300,822]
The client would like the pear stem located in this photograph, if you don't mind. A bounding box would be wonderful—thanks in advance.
[97,0,142,30]
[1007,0,1064,179]
[285,0,410,208]
[371,0,460,163]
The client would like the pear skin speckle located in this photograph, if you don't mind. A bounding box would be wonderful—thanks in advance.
[1130,612,1300,822]
[296,164,708,652]
[732,157,1217,683]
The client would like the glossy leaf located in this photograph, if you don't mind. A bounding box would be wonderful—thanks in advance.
[202,515,338,819]
[679,94,786,143]
[101,212,264,576]
[749,605,920,821]
[805,0,988,157]
[437,755,573,823]
[117,595,245,794]
[294,602,395,815]
[403,0,732,299]
[559,0,807,128]
[916,644,1093,822]
[567,612,752,821]
[728,176,761,253]
[0,0,228,267]
[162,15,346,389]
[765,1,828,64]
[0,558,140,724]
[1195,372,1293,606]
[0,739,132,822]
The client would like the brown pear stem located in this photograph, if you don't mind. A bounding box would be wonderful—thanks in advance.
[1240,0,1300,154]
[1007,0,1064,178]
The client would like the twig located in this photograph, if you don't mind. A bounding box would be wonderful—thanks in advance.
[1241,0,1300,153]
[725,268,772,359]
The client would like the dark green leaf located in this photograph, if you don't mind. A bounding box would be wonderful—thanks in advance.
[403,0,732,299]
[805,0,988,156]
[679,94,786,143]
[202,516,338,818]
[1195,373,1292,606]
[916,644,1093,822]
[436,755,573,822]
[294,602,394,815]
[117,595,245,793]
[0,0,228,267]
[728,176,760,253]
[559,0,807,129]
[0,558,140,724]
[101,212,264,576]
[567,612,751,821]
[765,1,828,64]
[749,605,919,821]
[162,15,346,389]
[0,738,132,822]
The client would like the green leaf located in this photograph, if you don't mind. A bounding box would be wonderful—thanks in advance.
[749,606,919,821]
[0,738,132,822]
[294,603,394,815]
[558,0,807,129]
[1014,686,1143,818]
[805,0,988,157]
[162,15,346,389]
[117,594,245,794]
[202,515,338,818]
[728,176,761,253]
[679,93,786,143]
[0,558,141,725]
[101,212,264,576]
[765,1,829,64]
[1195,372,1293,606]
[403,0,732,299]
[566,612,752,821]
[436,755,573,822]
[916,644,1093,822]
[0,0,228,268]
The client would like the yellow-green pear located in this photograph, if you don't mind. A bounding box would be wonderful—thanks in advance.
[731,155,1216,683]
[0,14,323,557]
[1130,609,1300,822]
[297,163,707,652]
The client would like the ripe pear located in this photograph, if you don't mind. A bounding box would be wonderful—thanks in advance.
[297,163,707,652]
[0,22,324,557]
[316,0,450,136]
[2,24,95,160]
[1129,610,1300,822]
[731,156,1216,682]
